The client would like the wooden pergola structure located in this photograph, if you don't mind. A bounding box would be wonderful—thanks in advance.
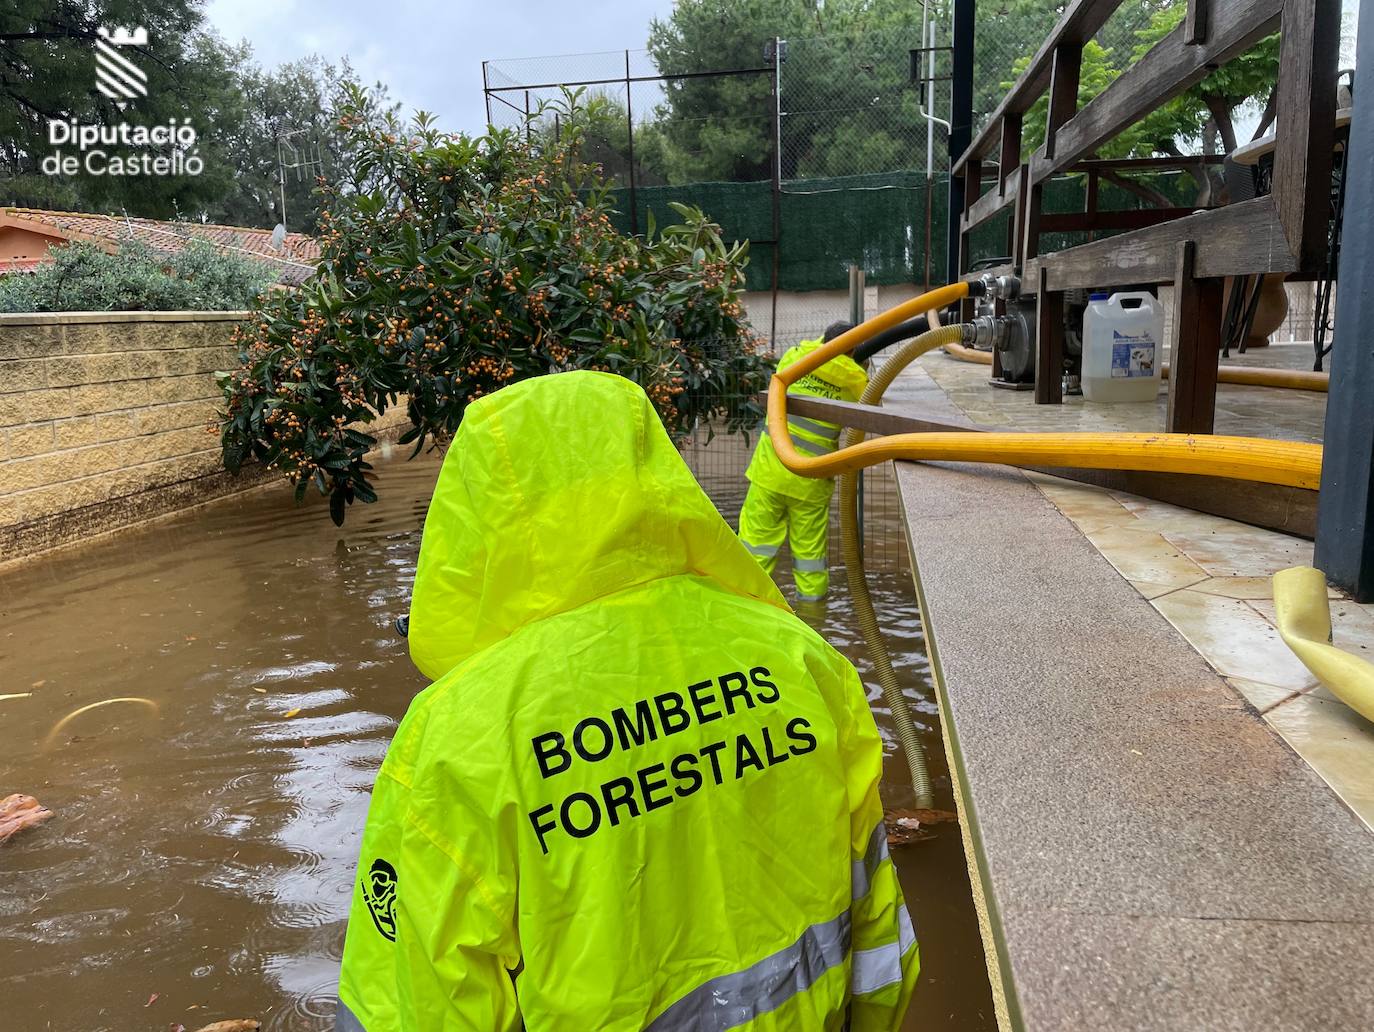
[951,0,1340,433]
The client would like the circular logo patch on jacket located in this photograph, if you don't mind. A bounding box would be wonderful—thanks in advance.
[361,857,398,941]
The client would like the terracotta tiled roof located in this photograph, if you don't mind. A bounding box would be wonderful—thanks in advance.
[0,207,321,285]
[0,257,46,275]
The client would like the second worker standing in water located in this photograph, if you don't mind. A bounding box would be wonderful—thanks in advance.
[739,321,867,602]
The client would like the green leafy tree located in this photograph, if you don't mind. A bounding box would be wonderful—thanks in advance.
[218,87,771,525]
[1007,2,1277,204]
[645,0,928,182]
[209,56,400,234]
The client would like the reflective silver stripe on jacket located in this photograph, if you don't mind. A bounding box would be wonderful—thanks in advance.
[793,557,828,573]
[850,905,917,996]
[788,415,841,441]
[646,909,853,1032]
[334,999,367,1032]
[790,433,835,457]
[850,819,890,902]
[741,540,780,558]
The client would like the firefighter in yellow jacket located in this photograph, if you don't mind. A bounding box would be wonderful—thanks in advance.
[739,322,868,602]
[335,371,917,1031]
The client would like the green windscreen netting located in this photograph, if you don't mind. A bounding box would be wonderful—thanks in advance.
[602,169,1201,293]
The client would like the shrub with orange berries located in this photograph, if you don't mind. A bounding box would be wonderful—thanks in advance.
[219,85,769,526]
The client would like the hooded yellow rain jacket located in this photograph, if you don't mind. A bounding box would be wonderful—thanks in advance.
[336,371,917,1032]
[745,339,869,505]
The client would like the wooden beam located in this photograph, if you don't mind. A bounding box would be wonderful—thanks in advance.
[1185,0,1209,44]
[1037,198,1297,290]
[1273,0,1341,274]
[998,113,1023,196]
[1011,164,1031,267]
[1030,0,1282,186]
[953,0,1121,172]
[1023,181,1045,265]
[1043,44,1083,162]
[1035,265,1064,405]
[963,175,1017,233]
[1071,155,1225,171]
[959,160,983,319]
[1038,207,1207,233]
[777,395,1317,538]
[1166,241,1224,433]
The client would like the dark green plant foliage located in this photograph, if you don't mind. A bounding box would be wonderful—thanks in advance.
[218,86,771,526]
[0,238,273,312]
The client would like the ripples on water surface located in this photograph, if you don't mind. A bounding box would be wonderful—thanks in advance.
[0,439,992,1031]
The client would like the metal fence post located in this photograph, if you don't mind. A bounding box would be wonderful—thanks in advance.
[625,50,639,235]
[849,264,866,559]
[769,36,783,352]
[482,61,492,126]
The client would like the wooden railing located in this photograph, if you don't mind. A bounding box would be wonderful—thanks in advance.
[949,0,1340,427]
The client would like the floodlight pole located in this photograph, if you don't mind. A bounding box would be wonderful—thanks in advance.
[946,0,974,285]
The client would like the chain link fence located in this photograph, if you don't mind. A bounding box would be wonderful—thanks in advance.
[484,24,950,329]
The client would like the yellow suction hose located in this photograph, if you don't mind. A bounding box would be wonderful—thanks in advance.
[839,324,966,812]
[775,280,1325,816]
[768,283,1323,489]
[1272,567,1374,724]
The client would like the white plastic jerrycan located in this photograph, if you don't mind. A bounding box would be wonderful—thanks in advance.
[1081,291,1164,403]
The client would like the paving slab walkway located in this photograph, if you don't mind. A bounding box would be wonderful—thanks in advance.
[885,363,1374,1031]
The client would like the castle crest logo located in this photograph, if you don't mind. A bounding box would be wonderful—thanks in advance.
[95,26,148,109]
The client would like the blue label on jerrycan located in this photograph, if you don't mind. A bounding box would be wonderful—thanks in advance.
[1110,330,1156,378]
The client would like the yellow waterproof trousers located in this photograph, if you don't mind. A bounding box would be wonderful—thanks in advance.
[738,482,831,601]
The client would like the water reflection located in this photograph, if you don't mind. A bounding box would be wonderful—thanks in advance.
[0,440,991,1031]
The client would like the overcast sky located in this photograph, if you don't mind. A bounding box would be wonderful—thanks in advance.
[204,0,677,135]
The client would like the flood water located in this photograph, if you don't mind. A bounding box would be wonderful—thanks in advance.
[0,436,994,1032]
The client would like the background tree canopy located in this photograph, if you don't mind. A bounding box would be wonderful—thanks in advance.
[2,1,1285,221]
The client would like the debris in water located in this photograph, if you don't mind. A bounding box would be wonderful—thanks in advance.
[0,794,53,845]
[145,992,160,1007]
[191,1020,260,1032]
[44,696,159,748]
[0,692,32,702]
[884,807,959,847]
[283,708,301,718]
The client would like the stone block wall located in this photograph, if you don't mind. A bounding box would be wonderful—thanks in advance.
[0,311,404,562]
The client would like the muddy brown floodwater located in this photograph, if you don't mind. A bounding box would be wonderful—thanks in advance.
[0,437,995,1032]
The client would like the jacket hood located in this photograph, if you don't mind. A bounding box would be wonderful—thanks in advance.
[408,371,790,680]
[791,337,868,392]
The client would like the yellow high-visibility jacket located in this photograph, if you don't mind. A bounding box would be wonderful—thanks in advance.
[746,339,868,504]
[336,371,917,1032]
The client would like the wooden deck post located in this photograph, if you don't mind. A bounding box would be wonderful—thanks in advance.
[1273,0,1341,274]
[960,159,983,321]
[1034,265,1064,405]
[1166,241,1223,433]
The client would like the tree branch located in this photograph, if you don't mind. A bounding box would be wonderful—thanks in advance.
[1098,169,1174,209]
[1251,84,1279,141]
[1202,94,1238,154]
